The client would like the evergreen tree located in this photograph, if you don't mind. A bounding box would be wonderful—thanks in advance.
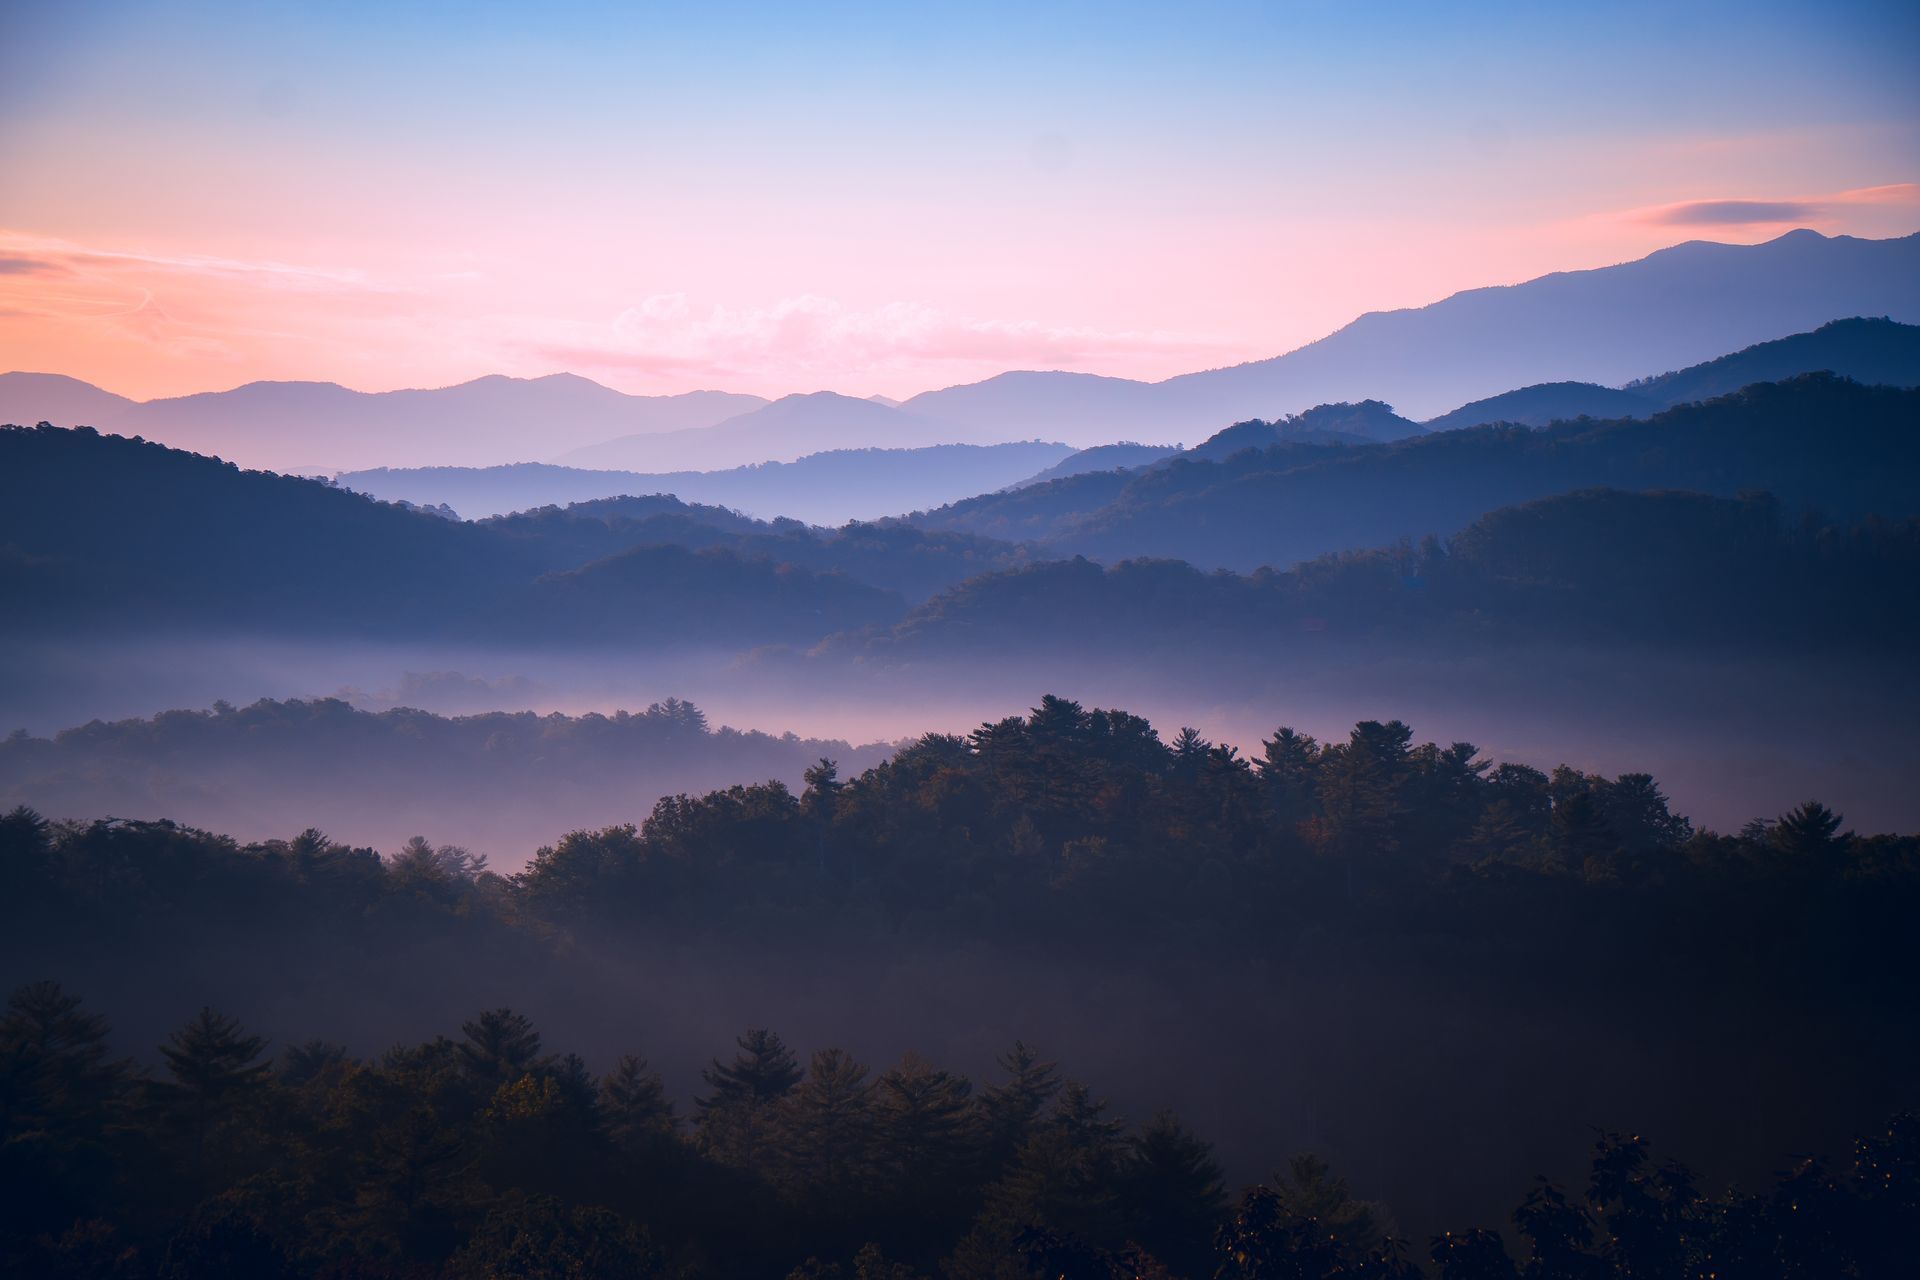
[1257,727,1321,825]
[153,1007,270,1176]
[776,1048,877,1200]
[0,982,131,1247]
[457,1008,545,1093]
[877,1052,977,1186]
[600,1054,677,1151]
[1118,1110,1226,1278]
[977,1041,1060,1173]
[697,1028,802,1164]
[1772,800,1845,860]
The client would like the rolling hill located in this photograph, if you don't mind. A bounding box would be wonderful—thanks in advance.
[0,372,765,472]
[1422,317,1920,430]
[910,376,1920,571]
[0,425,902,646]
[338,440,1074,523]
[553,390,971,472]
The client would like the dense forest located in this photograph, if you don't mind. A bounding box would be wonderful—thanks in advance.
[5,697,1915,1276]
[0,697,893,861]
[2,974,1912,1280]
[852,487,1920,659]
[914,377,1920,569]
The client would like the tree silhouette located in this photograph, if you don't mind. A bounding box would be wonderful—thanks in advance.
[600,1054,677,1152]
[457,1008,545,1093]
[698,1028,803,1165]
[978,1041,1060,1173]
[153,1007,269,1176]
[1119,1110,1226,1277]
[1772,800,1845,860]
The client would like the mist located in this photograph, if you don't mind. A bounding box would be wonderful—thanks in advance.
[7,635,1915,872]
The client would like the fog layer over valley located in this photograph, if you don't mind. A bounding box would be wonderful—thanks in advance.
[7,329,1920,853]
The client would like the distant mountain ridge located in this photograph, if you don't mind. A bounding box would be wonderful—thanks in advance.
[550,390,990,472]
[1423,317,1920,431]
[911,376,1920,572]
[0,372,766,473]
[0,425,899,648]
[7,230,1914,472]
[338,440,1074,523]
[898,230,1920,442]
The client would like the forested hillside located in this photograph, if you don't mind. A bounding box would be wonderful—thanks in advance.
[1418,316,1920,431]
[338,441,1074,524]
[861,488,1920,660]
[4,695,1915,1276]
[913,377,1920,571]
[0,697,892,857]
[0,427,897,646]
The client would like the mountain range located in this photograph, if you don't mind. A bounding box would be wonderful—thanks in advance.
[8,374,1917,652]
[5,229,1915,473]
[908,375,1920,571]
[327,318,1920,521]
[891,229,1920,441]
[1423,316,1920,430]
[337,440,1076,523]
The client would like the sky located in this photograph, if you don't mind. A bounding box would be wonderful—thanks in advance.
[1,0,1916,402]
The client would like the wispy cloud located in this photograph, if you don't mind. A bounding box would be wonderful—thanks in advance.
[528,293,1226,384]
[0,254,69,276]
[0,229,406,296]
[1627,183,1920,228]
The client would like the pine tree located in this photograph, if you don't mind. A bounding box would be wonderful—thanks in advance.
[457,1008,545,1093]
[154,1007,270,1175]
[600,1054,677,1151]
[1119,1110,1226,1278]
[1772,800,1845,860]
[1257,727,1321,825]
[977,1041,1060,1173]
[877,1052,977,1186]
[776,1048,876,1198]
[0,982,131,1243]
[697,1028,802,1165]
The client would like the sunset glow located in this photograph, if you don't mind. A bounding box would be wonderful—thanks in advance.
[3,0,1915,401]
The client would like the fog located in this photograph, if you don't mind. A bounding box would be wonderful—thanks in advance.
[6,636,1915,868]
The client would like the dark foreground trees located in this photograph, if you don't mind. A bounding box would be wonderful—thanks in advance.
[2,984,1913,1280]
[3,697,1917,1275]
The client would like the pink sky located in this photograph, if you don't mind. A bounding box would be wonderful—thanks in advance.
[7,180,1915,403]
[2,2,1915,402]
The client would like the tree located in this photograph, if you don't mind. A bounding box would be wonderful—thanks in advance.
[978,1041,1060,1173]
[600,1054,677,1152]
[1318,721,1413,863]
[457,1009,545,1094]
[1772,801,1845,861]
[1595,774,1692,856]
[0,982,131,1246]
[390,835,488,888]
[1170,727,1211,777]
[1118,1110,1226,1277]
[776,1048,877,1200]
[697,1028,802,1164]
[876,1052,979,1238]
[1257,728,1320,826]
[450,1193,659,1279]
[153,1007,270,1175]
